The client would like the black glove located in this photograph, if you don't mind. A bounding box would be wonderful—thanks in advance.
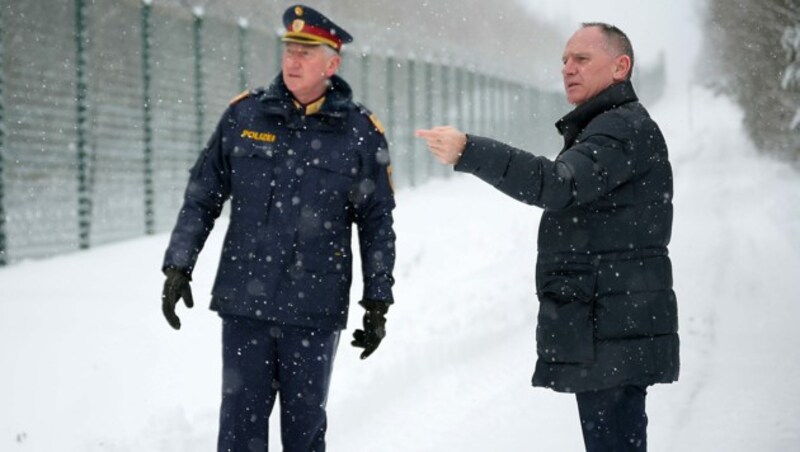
[351,299,390,359]
[161,267,194,330]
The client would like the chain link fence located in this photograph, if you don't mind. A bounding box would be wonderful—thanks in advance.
[0,0,664,265]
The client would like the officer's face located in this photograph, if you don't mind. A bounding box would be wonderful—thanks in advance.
[561,26,630,105]
[282,43,341,103]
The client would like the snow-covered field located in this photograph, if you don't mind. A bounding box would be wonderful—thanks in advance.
[2,86,799,451]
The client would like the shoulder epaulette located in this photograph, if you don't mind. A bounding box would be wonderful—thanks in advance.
[229,88,269,106]
[229,90,251,106]
[356,102,385,135]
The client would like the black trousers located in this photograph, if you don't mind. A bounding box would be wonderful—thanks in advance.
[575,385,648,452]
[217,315,340,452]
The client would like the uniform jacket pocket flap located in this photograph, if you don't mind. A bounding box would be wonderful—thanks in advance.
[291,248,351,275]
[231,144,276,159]
[305,148,357,178]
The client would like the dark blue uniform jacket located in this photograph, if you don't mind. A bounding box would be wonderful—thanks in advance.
[163,74,395,331]
[455,80,679,393]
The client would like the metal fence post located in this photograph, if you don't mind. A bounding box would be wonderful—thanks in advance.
[507,80,513,142]
[492,77,500,139]
[478,74,490,135]
[494,76,501,136]
[495,77,503,140]
[423,59,434,181]
[473,71,481,135]
[0,0,6,265]
[440,63,451,178]
[439,63,448,125]
[487,76,494,135]
[519,82,526,145]
[385,55,396,184]
[360,49,370,105]
[141,0,155,235]
[406,57,416,188]
[238,18,248,91]
[517,83,524,141]
[274,31,282,76]
[192,7,204,152]
[466,69,474,134]
[502,80,509,140]
[509,80,516,143]
[454,65,463,129]
[75,0,91,249]
[525,85,535,146]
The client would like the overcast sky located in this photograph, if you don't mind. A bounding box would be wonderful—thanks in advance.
[520,0,703,92]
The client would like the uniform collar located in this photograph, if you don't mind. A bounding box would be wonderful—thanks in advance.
[260,74,353,118]
[292,95,326,116]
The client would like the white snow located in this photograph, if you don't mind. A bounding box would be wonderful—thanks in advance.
[2,86,800,451]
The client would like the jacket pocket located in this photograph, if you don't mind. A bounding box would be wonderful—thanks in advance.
[535,262,597,363]
[229,146,277,207]
[285,245,353,327]
[297,154,359,230]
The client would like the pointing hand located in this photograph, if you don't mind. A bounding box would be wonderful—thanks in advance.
[415,126,468,165]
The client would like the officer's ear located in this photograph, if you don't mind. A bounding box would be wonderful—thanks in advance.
[325,52,341,77]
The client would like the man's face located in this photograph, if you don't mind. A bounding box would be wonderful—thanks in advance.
[282,42,340,102]
[561,26,627,105]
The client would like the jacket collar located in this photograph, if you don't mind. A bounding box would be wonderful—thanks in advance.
[259,74,353,120]
[555,80,639,145]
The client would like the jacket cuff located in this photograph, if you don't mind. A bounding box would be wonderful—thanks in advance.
[360,299,392,314]
[162,265,192,280]
[454,134,482,174]
[453,134,512,187]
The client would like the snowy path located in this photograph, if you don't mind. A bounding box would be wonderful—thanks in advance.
[2,89,800,451]
[648,90,800,451]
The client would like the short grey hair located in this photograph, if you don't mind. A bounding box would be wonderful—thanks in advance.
[321,44,339,58]
[582,22,634,80]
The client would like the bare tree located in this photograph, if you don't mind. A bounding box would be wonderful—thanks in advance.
[702,0,800,160]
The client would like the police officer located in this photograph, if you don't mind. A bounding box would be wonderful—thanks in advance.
[160,5,396,451]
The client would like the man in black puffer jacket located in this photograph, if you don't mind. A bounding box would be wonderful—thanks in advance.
[417,23,678,452]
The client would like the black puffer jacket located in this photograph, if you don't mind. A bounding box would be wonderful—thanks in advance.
[455,80,679,393]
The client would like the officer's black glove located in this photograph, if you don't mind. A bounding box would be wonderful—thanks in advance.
[161,267,194,330]
[351,299,390,359]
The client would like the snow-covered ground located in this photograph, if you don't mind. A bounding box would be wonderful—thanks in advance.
[2,86,799,451]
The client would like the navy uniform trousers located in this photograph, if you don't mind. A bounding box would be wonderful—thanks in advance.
[576,385,648,452]
[217,314,340,452]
